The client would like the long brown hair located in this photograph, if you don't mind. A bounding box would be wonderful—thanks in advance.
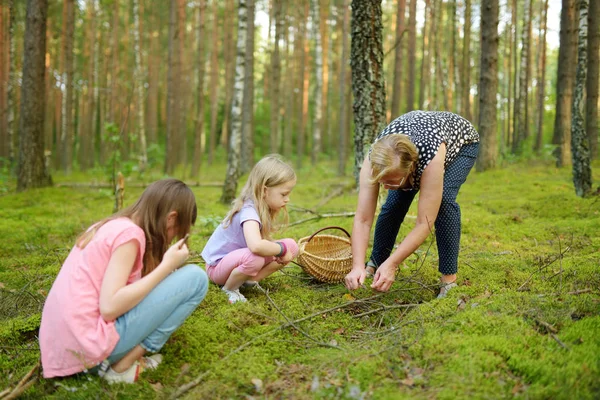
[76,179,197,276]
[370,134,418,188]
[224,154,296,240]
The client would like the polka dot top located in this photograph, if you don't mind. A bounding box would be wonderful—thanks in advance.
[371,111,479,189]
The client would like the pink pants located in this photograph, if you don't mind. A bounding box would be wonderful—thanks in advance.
[206,238,299,285]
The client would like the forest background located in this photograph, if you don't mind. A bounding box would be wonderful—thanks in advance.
[0,0,599,398]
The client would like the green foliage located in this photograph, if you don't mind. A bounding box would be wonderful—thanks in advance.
[0,159,598,399]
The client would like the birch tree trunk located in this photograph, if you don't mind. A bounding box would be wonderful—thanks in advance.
[17,0,52,191]
[192,0,207,179]
[350,0,386,183]
[221,0,247,204]
[476,0,499,171]
[311,0,323,164]
[552,0,577,167]
[571,0,591,197]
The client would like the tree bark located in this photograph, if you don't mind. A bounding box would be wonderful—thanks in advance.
[461,0,471,120]
[311,0,323,164]
[220,0,236,150]
[337,0,350,176]
[17,0,52,191]
[534,0,549,154]
[405,0,416,112]
[133,0,147,169]
[571,0,591,197]
[192,0,207,179]
[241,0,255,173]
[165,0,182,174]
[208,0,220,165]
[418,0,430,110]
[60,0,74,173]
[350,0,386,183]
[476,0,499,171]
[221,0,247,204]
[586,0,599,158]
[269,0,282,154]
[391,0,405,118]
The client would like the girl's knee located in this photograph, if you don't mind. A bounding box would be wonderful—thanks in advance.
[280,238,299,258]
[179,264,209,299]
[236,252,266,276]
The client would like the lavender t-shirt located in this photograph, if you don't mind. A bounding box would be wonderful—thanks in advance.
[201,201,261,266]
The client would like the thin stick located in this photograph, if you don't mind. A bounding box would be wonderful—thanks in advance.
[289,212,355,227]
[178,234,190,250]
[517,245,571,291]
[3,379,36,400]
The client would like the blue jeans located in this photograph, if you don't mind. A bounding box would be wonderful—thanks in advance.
[369,142,479,275]
[107,264,208,363]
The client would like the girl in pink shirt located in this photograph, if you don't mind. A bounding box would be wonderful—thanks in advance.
[39,179,208,384]
[202,155,299,304]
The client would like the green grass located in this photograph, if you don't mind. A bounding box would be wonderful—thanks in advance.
[0,159,599,399]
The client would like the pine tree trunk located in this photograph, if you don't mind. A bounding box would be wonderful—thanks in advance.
[60,0,74,173]
[461,0,471,120]
[449,0,457,111]
[269,0,282,154]
[350,0,386,183]
[192,0,207,179]
[146,8,159,146]
[7,0,16,166]
[512,0,531,153]
[320,0,330,156]
[241,0,255,173]
[418,0,429,110]
[283,11,293,159]
[208,0,219,165]
[165,0,181,174]
[476,0,499,171]
[220,0,236,150]
[534,0,549,154]
[296,3,308,170]
[221,0,247,204]
[391,0,405,118]
[0,5,6,160]
[337,0,350,176]
[17,0,52,191]
[311,0,323,164]
[552,0,578,167]
[405,0,416,112]
[133,0,147,169]
[586,0,599,159]
[571,0,591,197]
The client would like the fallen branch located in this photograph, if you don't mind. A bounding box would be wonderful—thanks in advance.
[517,244,571,291]
[568,288,593,295]
[352,303,420,318]
[1,361,39,400]
[289,211,355,227]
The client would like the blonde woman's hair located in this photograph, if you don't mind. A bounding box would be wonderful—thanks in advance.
[76,179,197,276]
[369,134,418,188]
[224,154,296,240]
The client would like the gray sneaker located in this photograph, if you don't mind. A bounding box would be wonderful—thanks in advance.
[437,282,458,299]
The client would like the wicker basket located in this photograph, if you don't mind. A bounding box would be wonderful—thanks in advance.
[296,226,353,283]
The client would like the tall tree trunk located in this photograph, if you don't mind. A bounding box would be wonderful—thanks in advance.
[311,0,323,164]
[320,0,330,156]
[192,0,207,179]
[586,0,599,158]
[405,0,416,112]
[391,0,405,118]
[146,8,159,146]
[241,0,255,173]
[177,0,187,169]
[418,0,430,110]
[17,0,52,191]
[133,0,147,169]
[7,0,16,166]
[571,0,591,197]
[337,0,350,176]
[512,0,531,153]
[506,0,515,149]
[221,0,247,204]
[461,0,471,120]
[0,4,6,160]
[220,0,236,150]
[282,11,293,159]
[552,0,578,167]
[534,0,549,154]
[208,0,219,165]
[60,0,74,173]
[350,0,386,183]
[476,0,499,171]
[269,0,282,154]
[296,2,308,170]
[165,0,182,174]
[448,0,457,111]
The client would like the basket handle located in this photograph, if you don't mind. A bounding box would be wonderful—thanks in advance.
[306,226,351,242]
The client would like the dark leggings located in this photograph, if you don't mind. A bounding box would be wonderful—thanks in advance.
[368,142,479,275]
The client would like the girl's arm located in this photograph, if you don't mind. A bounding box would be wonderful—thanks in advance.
[345,158,380,290]
[242,220,284,256]
[371,144,445,292]
[99,237,189,321]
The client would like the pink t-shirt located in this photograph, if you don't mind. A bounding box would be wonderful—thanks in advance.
[39,218,146,378]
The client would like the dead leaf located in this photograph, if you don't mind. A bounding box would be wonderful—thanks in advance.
[333,327,345,335]
[342,293,355,301]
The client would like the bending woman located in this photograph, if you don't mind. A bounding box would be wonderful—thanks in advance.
[344,111,479,298]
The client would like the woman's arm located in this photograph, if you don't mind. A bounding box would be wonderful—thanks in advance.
[99,237,189,321]
[371,144,445,292]
[243,220,284,256]
[345,158,380,290]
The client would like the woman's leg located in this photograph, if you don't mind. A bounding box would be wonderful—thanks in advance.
[369,189,418,270]
[435,142,479,281]
[107,264,209,369]
[207,248,267,289]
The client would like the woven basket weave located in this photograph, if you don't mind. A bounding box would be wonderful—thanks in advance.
[296,226,353,283]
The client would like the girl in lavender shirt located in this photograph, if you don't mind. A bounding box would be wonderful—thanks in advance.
[202,155,299,303]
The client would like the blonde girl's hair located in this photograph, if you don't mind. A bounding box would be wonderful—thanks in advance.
[369,134,418,188]
[224,154,296,240]
[76,179,197,276]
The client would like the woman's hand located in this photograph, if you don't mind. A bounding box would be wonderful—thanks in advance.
[161,238,190,272]
[371,261,397,292]
[344,266,367,290]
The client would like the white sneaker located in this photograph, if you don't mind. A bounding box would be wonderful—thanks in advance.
[103,362,141,384]
[222,288,247,304]
[140,354,163,370]
[437,282,458,299]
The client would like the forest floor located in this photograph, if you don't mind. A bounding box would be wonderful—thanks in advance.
[0,158,599,399]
